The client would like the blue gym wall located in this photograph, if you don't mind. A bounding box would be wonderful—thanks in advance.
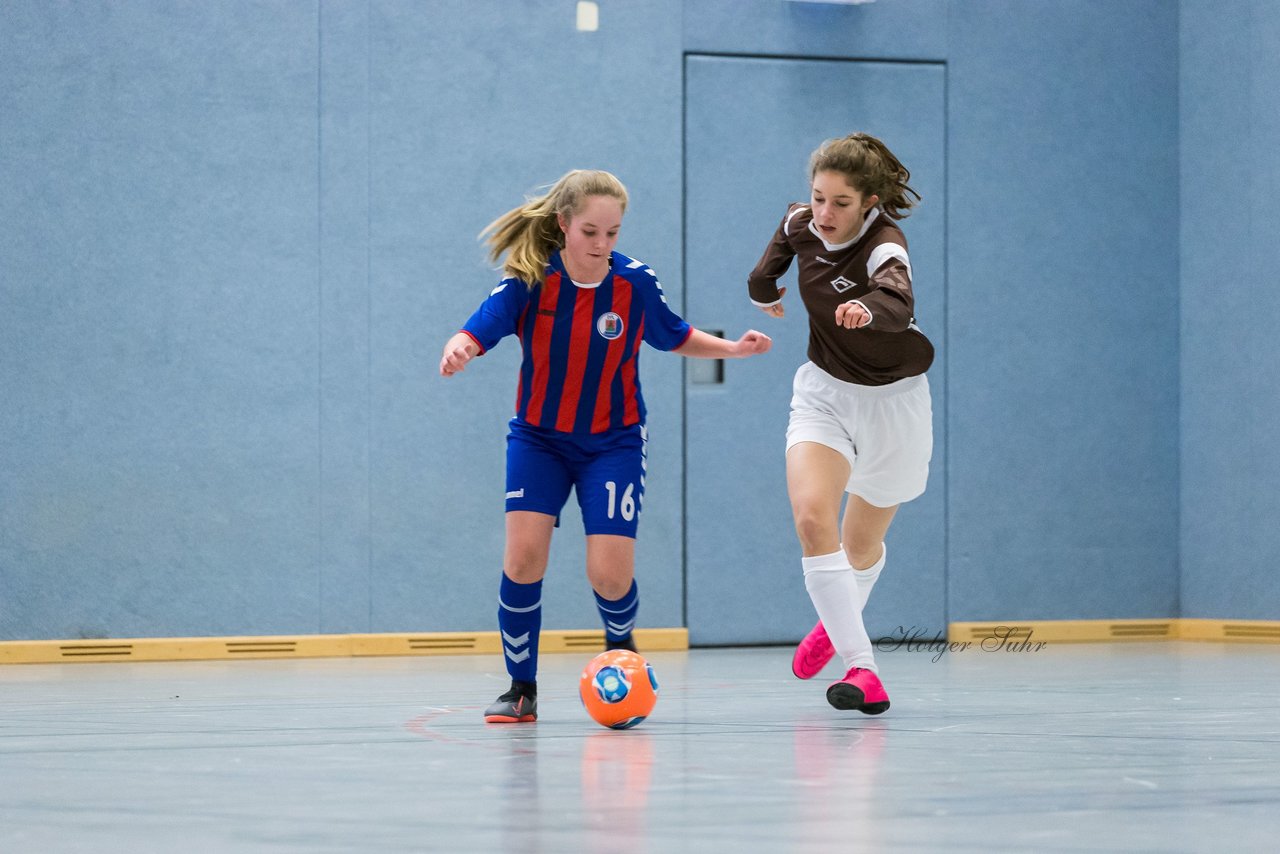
[1180,0,1280,620]
[946,0,1181,620]
[0,0,1268,643]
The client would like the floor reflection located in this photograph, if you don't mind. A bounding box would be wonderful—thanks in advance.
[580,729,654,853]
[793,720,887,847]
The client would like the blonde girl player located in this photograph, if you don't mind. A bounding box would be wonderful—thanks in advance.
[441,169,771,723]
[748,133,934,715]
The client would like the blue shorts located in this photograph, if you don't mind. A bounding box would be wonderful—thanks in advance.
[505,419,647,538]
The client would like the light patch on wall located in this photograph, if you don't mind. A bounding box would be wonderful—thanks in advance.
[576,1,599,31]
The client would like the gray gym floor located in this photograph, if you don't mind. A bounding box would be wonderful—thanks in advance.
[3,641,1279,853]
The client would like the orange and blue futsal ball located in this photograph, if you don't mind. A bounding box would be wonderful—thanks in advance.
[579,649,659,729]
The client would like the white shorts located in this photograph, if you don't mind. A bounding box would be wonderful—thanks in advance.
[785,361,933,507]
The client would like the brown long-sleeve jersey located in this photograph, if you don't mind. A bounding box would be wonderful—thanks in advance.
[747,203,934,386]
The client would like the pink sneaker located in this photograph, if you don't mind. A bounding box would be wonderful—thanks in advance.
[826,667,890,715]
[792,621,835,679]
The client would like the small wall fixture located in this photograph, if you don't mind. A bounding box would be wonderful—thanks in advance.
[576,1,599,31]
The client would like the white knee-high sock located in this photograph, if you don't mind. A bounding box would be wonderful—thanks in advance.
[802,550,876,673]
[851,542,886,610]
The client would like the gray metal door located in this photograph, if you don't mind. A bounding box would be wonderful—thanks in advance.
[684,55,947,645]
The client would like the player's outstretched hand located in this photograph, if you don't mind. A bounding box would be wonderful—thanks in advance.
[440,333,479,377]
[759,286,786,318]
[731,329,772,358]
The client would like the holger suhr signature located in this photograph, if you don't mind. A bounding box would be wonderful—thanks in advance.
[877,625,1048,662]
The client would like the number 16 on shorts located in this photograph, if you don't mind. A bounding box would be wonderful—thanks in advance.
[605,480,638,521]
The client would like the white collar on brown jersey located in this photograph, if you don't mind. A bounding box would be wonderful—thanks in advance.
[808,206,882,253]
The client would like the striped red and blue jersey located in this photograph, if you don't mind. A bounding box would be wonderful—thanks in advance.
[461,250,693,434]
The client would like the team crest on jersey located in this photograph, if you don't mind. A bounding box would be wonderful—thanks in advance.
[597,312,624,340]
[831,276,857,293]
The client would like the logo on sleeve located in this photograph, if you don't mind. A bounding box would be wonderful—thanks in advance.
[597,312,625,340]
[830,276,857,293]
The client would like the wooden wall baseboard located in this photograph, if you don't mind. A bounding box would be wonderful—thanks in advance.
[0,627,689,665]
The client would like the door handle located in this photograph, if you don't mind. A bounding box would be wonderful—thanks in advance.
[688,329,724,384]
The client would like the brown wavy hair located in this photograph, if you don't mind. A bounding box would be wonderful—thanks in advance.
[809,133,920,220]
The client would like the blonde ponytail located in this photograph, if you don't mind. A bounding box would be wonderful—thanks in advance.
[480,169,629,286]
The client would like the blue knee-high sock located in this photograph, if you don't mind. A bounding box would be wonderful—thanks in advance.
[498,574,542,684]
[594,580,639,644]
